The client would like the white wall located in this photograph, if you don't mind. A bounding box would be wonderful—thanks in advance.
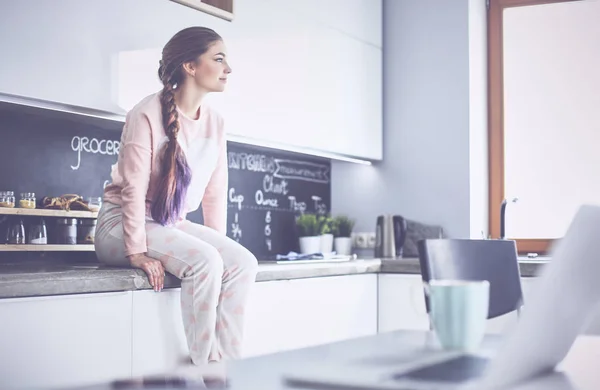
[332,0,488,238]
[0,0,382,160]
[1,0,493,237]
[468,0,489,239]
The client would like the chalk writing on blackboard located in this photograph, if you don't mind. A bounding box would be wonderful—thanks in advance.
[228,151,275,173]
[228,187,244,210]
[231,212,242,242]
[70,136,120,170]
[228,153,330,183]
[273,159,330,183]
[264,210,272,251]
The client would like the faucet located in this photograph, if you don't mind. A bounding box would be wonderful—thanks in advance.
[500,197,519,239]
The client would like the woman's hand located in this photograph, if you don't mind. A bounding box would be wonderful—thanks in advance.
[128,253,165,292]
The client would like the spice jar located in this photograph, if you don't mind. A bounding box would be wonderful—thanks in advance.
[0,191,15,208]
[77,219,97,244]
[55,218,77,245]
[87,197,102,212]
[19,192,36,209]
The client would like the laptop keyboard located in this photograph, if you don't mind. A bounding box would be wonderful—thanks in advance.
[392,355,490,383]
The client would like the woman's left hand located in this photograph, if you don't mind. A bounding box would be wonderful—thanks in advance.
[128,253,165,292]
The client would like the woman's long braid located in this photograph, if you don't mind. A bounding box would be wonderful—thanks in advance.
[161,80,180,142]
[151,75,193,226]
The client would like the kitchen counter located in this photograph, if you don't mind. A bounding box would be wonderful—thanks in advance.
[0,257,546,299]
[379,257,548,277]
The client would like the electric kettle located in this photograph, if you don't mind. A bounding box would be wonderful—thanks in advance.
[375,214,408,258]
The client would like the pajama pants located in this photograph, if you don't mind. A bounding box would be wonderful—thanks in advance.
[94,201,258,364]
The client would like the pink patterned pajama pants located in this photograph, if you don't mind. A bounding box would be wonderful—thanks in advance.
[94,202,258,364]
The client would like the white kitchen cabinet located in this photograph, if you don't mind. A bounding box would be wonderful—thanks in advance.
[130,274,378,375]
[0,292,132,390]
[243,274,378,357]
[277,0,382,48]
[377,274,431,333]
[131,289,189,377]
[207,1,383,160]
[485,276,540,334]
[0,0,230,114]
[377,274,542,335]
[520,276,540,301]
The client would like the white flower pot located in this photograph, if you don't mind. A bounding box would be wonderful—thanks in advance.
[319,233,334,254]
[299,236,321,254]
[334,237,352,256]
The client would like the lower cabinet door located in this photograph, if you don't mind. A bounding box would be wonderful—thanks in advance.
[0,291,132,390]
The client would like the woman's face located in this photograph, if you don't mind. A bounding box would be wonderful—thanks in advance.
[187,40,232,93]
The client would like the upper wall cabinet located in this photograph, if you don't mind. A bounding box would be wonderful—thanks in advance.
[0,0,232,114]
[170,0,234,21]
[281,0,382,48]
[207,0,382,160]
[0,0,382,161]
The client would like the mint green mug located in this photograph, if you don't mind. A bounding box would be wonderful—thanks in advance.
[426,280,490,351]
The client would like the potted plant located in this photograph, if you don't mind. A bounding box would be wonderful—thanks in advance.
[332,215,355,255]
[318,215,334,254]
[296,214,321,254]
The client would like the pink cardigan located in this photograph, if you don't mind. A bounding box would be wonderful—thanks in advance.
[103,92,228,256]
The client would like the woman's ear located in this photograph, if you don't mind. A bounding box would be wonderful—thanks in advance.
[182,61,196,77]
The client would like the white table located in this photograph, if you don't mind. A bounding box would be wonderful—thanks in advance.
[77,330,600,390]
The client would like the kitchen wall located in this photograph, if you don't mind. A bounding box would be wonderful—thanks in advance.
[1,0,489,241]
[332,0,489,239]
[0,0,383,256]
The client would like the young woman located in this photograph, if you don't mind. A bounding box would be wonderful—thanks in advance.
[95,27,258,365]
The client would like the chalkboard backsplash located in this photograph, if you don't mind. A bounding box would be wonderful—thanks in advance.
[0,109,331,259]
[196,142,331,258]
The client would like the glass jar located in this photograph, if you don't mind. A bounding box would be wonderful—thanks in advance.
[87,197,102,212]
[28,217,47,245]
[0,191,15,208]
[77,219,97,244]
[19,192,36,209]
[55,218,77,245]
[6,218,25,244]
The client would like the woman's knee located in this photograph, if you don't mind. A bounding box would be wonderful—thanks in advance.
[185,245,224,278]
[230,245,259,276]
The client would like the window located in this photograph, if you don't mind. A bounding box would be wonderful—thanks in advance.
[488,0,598,253]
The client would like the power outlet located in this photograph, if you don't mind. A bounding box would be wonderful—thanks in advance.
[365,232,376,249]
[351,233,366,249]
[352,232,377,249]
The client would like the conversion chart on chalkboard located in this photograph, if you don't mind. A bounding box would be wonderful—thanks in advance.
[218,142,331,259]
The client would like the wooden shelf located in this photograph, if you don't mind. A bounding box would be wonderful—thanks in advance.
[0,244,95,252]
[0,208,98,218]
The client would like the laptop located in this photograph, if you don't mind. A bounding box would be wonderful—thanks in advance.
[284,204,600,389]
